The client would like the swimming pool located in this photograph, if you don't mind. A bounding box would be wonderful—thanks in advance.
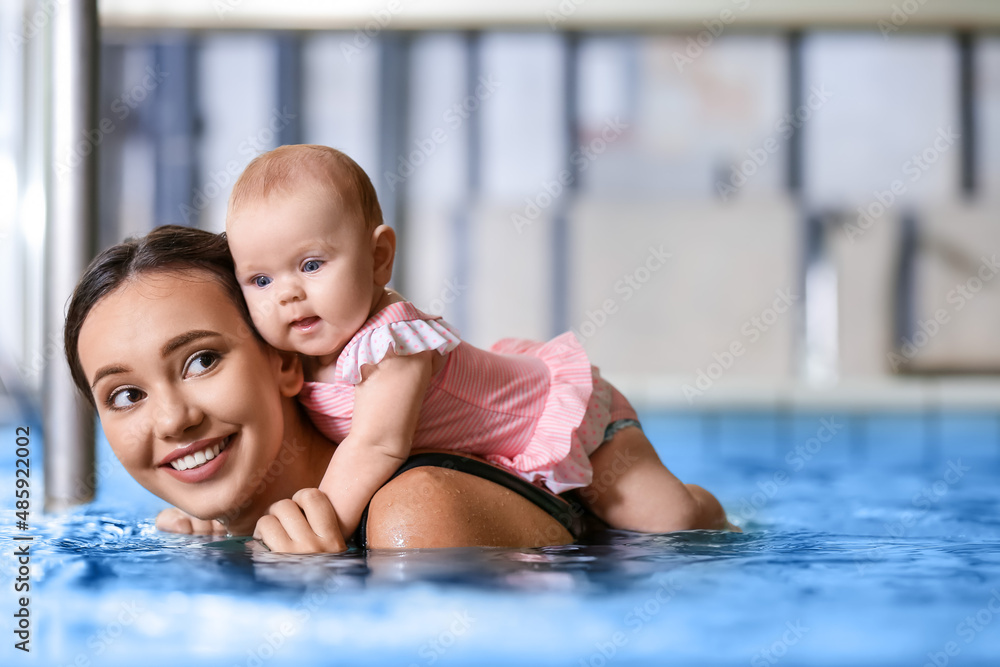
[2,410,999,666]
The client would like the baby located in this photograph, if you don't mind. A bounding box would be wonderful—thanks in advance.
[225,144,735,539]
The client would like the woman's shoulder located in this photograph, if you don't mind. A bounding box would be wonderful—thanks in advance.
[364,453,575,548]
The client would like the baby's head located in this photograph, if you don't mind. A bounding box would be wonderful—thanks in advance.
[225,145,395,360]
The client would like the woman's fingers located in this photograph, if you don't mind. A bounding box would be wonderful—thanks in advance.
[155,507,194,534]
[252,491,347,553]
[291,488,346,549]
[209,519,229,535]
[156,507,230,536]
[263,498,316,547]
[253,513,292,552]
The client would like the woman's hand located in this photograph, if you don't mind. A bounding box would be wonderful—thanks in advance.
[155,507,228,536]
[252,488,347,554]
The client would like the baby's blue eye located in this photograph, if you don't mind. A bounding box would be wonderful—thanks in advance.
[303,260,322,273]
[253,275,272,288]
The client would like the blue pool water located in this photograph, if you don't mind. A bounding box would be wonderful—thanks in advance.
[2,411,1000,666]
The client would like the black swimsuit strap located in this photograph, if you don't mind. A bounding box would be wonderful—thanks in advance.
[357,452,583,547]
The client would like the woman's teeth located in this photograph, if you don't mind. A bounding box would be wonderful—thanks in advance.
[169,437,230,471]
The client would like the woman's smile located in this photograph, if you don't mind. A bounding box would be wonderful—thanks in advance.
[160,433,236,482]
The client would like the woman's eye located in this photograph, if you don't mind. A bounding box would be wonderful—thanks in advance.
[302,260,323,273]
[108,387,145,410]
[185,351,221,377]
[253,275,272,288]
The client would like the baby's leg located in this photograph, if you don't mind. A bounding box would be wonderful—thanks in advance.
[579,425,731,532]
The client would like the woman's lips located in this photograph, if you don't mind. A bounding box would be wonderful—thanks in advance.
[158,435,229,467]
[162,435,235,483]
[291,316,320,331]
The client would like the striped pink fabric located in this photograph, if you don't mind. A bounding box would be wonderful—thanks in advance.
[298,301,637,493]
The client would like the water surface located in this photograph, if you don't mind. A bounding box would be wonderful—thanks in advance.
[2,412,999,666]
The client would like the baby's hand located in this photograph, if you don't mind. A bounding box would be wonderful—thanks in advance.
[155,507,228,536]
[252,488,347,554]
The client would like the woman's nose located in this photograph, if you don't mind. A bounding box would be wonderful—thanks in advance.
[151,388,204,440]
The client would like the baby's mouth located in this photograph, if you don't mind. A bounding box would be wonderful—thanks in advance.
[168,436,232,472]
[291,316,320,331]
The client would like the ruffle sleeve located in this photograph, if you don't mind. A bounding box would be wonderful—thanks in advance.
[336,318,461,384]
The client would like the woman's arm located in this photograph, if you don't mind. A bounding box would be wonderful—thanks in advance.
[317,349,434,538]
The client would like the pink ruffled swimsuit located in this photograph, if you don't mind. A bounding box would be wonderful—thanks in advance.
[298,301,638,493]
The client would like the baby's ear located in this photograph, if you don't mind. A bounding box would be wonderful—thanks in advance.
[371,224,396,287]
[273,349,304,397]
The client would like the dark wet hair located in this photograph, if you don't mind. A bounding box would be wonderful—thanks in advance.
[64,224,262,406]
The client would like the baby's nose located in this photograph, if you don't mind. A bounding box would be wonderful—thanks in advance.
[277,281,305,304]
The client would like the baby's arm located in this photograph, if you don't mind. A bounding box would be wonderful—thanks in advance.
[317,349,434,538]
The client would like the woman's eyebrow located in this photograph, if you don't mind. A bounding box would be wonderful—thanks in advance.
[90,365,130,391]
[160,330,221,357]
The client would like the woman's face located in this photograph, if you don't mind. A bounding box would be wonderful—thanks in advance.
[77,269,302,526]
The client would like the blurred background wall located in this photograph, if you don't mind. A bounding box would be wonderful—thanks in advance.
[2,0,1000,415]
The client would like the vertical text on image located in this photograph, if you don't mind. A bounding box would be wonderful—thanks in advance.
[13,426,33,653]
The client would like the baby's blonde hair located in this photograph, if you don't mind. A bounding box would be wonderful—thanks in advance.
[228,144,382,232]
